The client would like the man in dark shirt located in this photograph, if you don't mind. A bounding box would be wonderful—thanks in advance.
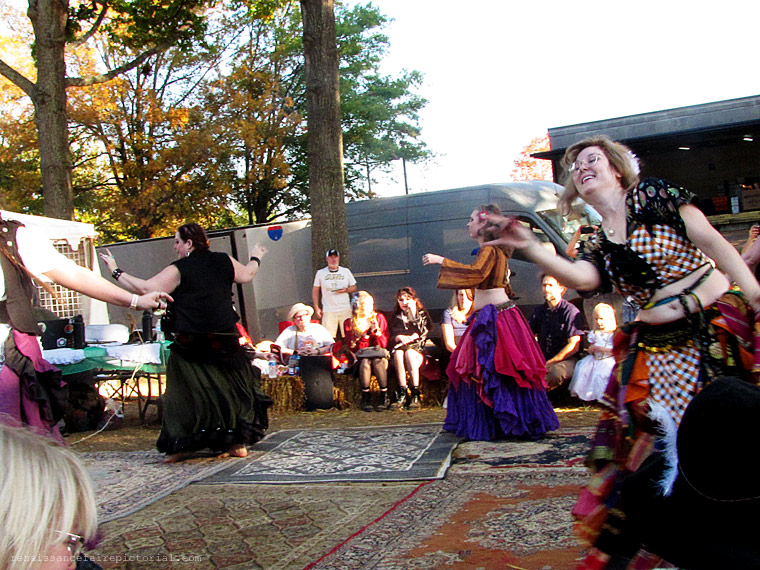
[528,274,584,392]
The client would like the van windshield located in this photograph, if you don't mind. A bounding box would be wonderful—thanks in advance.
[537,206,602,244]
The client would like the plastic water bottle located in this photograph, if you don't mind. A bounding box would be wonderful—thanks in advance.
[154,319,164,343]
[268,359,278,379]
[287,354,299,376]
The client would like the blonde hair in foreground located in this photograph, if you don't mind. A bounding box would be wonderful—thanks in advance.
[0,421,98,570]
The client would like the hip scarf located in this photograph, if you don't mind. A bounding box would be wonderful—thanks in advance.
[574,289,759,568]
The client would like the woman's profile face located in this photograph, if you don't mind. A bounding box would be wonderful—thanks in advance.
[466,209,486,239]
[173,232,193,258]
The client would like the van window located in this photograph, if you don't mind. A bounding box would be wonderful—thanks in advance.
[538,207,601,243]
[510,218,555,262]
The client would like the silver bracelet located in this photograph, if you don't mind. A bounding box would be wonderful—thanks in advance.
[129,294,139,310]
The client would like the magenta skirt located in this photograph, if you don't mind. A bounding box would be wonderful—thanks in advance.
[0,329,65,442]
[443,303,559,441]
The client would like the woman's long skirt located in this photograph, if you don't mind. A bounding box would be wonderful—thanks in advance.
[443,303,559,441]
[0,329,66,442]
[156,332,273,454]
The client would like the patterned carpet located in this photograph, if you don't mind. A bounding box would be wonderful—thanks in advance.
[79,450,250,523]
[200,424,462,484]
[306,471,589,570]
[306,427,593,570]
[89,482,422,569]
[83,426,594,569]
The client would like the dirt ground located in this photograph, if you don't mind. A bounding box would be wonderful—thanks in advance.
[64,398,602,453]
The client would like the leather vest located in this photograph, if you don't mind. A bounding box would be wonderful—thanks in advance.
[0,219,43,334]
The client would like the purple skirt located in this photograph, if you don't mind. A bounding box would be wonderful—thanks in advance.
[443,304,559,441]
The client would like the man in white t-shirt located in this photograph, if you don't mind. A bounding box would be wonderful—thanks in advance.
[311,249,356,338]
[274,303,334,359]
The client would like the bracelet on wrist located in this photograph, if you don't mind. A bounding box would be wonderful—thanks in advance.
[249,256,261,266]
[129,294,139,310]
[112,268,124,280]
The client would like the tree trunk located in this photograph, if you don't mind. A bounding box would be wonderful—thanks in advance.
[300,0,348,272]
[29,0,74,220]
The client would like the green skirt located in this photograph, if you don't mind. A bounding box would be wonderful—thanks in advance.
[156,331,273,454]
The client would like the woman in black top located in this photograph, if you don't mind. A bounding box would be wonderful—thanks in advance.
[101,223,271,462]
[388,287,431,409]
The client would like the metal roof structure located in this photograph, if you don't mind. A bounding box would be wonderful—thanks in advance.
[533,95,760,211]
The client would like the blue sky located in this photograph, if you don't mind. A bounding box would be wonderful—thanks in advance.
[352,0,760,196]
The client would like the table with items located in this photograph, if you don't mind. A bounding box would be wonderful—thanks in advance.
[43,342,168,422]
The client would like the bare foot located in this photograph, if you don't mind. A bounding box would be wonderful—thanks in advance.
[228,444,248,458]
[164,452,192,463]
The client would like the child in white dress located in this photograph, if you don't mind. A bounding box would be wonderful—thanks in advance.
[569,303,617,401]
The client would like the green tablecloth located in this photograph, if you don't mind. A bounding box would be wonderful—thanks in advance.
[50,343,168,376]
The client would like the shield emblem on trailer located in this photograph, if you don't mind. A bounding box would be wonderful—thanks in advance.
[267,225,283,241]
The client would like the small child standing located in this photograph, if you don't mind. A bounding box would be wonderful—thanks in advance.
[569,303,617,401]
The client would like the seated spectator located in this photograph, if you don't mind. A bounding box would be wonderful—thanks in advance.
[342,291,390,412]
[441,289,474,353]
[0,422,98,570]
[528,274,584,395]
[568,302,617,401]
[275,303,334,359]
[388,287,432,410]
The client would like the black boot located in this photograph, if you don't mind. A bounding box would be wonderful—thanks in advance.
[360,391,373,412]
[391,387,408,410]
[376,390,391,411]
[408,387,421,410]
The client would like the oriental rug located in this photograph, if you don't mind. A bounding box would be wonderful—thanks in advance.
[452,426,595,473]
[199,423,462,484]
[78,450,253,523]
[305,470,590,570]
[89,481,421,570]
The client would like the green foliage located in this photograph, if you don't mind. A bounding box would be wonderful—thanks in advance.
[334,3,430,195]
[0,110,43,214]
[3,0,429,235]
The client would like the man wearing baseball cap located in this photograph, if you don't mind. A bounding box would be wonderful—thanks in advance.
[312,249,356,338]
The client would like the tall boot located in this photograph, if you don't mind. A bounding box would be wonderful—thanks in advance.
[376,389,391,411]
[390,387,408,410]
[360,390,373,412]
[408,386,421,410]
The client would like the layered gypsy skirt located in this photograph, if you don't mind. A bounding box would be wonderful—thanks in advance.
[156,329,273,455]
[443,302,559,441]
[574,290,760,569]
[0,329,66,442]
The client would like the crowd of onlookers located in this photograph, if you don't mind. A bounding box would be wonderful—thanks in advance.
[253,239,632,413]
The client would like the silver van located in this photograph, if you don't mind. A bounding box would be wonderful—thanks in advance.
[347,180,597,321]
[98,181,597,340]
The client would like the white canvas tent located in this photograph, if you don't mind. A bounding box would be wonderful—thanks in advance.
[1,210,109,324]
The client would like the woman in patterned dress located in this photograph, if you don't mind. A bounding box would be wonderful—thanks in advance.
[483,135,760,569]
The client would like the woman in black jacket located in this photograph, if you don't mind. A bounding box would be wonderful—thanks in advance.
[388,287,431,409]
[101,223,271,462]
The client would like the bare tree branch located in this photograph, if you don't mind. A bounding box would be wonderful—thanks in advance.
[66,42,171,87]
[0,58,36,98]
[69,1,109,48]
